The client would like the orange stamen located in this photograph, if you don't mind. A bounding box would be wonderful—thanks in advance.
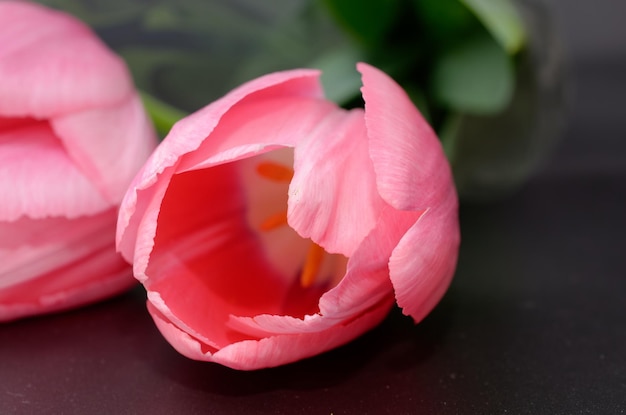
[256,161,294,183]
[300,243,325,288]
[260,210,288,231]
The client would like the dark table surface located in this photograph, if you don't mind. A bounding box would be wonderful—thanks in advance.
[2,1,626,414]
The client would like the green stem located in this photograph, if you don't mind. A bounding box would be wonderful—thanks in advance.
[140,91,187,138]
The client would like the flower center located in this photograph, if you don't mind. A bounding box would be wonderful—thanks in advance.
[255,159,330,288]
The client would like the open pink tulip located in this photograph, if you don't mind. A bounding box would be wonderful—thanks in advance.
[117,63,459,370]
[0,1,156,321]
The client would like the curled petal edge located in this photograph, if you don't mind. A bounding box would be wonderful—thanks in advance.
[117,70,324,262]
[148,295,394,370]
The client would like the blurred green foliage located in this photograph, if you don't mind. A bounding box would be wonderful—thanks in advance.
[432,33,514,114]
[321,0,402,46]
[314,0,564,201]
[318,0,524,118]
[461,0,526,54]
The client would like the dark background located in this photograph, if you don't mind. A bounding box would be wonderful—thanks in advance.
[1,0,625,413]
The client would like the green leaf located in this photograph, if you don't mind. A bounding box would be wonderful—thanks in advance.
[432,34,514,114]
[438,112,463,161]
[321,0,401,45]
[460,0,526,54]
[309,46,365,105]
[403,85,431,123]
[411,0,478,43]
[140,91,187,138]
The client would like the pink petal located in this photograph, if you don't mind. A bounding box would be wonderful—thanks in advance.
[0,1,132,118]
[0,121,110,221]
[318,206,424,319]
[226,313,328,338]
[176,97,337,173]
[135,69,324,189]
[287,109,384,256]
[229,205,420,337]
[148,294,394,370]
[117,85,346,348]
[139,165,290,349]
[116,63,461,369]
[0,209,119,288]
[0,209,133,321]
[237,149,341,293]
[358,62,453,210]
[0,253,132,322]
[119,172,171,277]
[51,94,157,203]
[117,69,327,262]
[389,188,460,322]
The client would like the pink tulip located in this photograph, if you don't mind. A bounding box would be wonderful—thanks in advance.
[0,1,156,321]
[117,62,459,370]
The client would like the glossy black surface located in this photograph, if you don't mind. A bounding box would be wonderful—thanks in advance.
[2,1,626,413]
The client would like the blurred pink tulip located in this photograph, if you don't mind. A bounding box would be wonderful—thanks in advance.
[0,1,156,320]
[117,63,459,370]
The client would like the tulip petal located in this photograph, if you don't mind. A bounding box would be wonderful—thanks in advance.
[288,110,384,256]
[0,209,118,289]
[389,188,460,322]
[0,209,133,321]
[139,165,290,349]
[176,97,338,173]
[148,294,394,370]
[358,62,453,210]
[133,69,324,191]
[0,122,110,221]
[51,94,156,203]
[116,63,461,370]
[0,250,132,322]
[117,69,327,262]
[0,1,132,118]
[318,206,424,318]
[228,205,420,337]
[0,1,155,321]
